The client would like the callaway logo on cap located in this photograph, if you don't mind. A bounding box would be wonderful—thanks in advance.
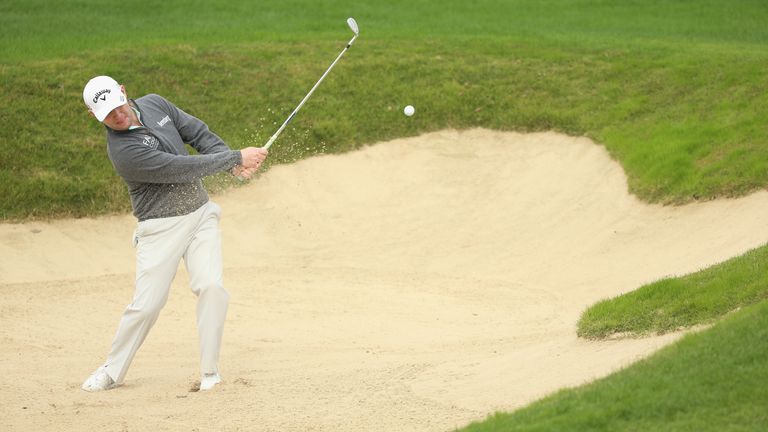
[83,76,127,122]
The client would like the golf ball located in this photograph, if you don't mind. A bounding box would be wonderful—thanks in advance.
[404,105,415,116]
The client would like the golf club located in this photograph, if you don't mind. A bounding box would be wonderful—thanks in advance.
[263,17,359,150]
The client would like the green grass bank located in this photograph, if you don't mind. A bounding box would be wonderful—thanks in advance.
[2,1,768,219]
[460,299,768,432]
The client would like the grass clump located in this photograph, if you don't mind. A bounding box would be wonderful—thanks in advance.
[578,244,768,339]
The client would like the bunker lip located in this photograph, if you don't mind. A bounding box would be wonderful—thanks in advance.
[2,128,768,431]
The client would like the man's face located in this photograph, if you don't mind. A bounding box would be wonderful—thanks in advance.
[102,103,135,131]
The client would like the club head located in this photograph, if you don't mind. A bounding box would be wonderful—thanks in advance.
[347,17,359,35]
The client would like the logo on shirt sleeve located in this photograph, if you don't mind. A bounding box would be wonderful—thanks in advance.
[157,115,171,127]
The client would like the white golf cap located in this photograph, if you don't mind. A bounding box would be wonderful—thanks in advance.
[83,76,126,122]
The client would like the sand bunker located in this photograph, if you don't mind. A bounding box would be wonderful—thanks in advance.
[3,128,768,431]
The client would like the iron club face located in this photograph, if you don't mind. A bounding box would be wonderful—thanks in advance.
[347,17,359,36]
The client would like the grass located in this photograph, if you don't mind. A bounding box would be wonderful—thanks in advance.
[2,1,768,219]
[459,299,768,432]
[578,244,768,339]
[3,0,768,430]
[2,0,768,63]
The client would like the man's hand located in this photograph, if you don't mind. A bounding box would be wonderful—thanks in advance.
[231,165,258,180]
[234,147,268,180]
[240,147,268,169]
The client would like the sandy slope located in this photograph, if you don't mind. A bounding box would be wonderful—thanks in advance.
[2,128,768,431]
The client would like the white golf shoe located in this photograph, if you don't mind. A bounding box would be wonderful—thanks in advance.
[81,367,117,392]
[200,372,221,391]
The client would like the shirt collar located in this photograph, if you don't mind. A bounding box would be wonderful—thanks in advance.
[128,104,144,130]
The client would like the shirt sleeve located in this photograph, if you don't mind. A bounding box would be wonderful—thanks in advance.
[156,95,233,155]
[109,139,243,184]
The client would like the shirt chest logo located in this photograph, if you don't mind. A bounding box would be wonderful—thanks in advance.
[141,134,160,150]
[156,115,171,127]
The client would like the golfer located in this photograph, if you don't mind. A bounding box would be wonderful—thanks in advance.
[80,75,267,392]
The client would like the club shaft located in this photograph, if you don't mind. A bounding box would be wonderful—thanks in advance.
[263,34,358,150]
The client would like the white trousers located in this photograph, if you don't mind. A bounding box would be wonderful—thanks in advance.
[103,201,229,384]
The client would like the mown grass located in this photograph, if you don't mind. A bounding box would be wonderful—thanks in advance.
[460,299,768,432]
[578,244,768,339]
[3,0,768,63]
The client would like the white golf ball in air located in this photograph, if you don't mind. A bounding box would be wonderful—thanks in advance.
[404,105,415,116]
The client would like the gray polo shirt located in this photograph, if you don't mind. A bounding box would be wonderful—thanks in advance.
[105,94,242,221]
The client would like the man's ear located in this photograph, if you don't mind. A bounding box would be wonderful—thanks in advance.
[120,85,127,98]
